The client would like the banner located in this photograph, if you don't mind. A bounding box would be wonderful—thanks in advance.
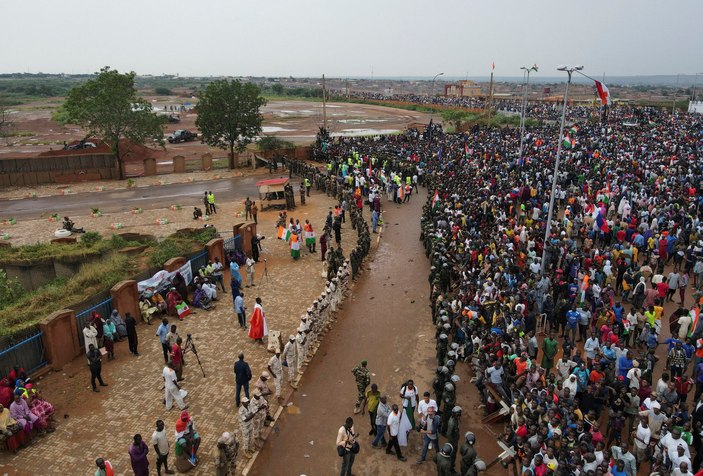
[137,261,193,293]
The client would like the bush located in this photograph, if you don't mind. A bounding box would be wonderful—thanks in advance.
[0,270,24,310]
[81,231,102,246]
[258,135,295,151]
[155,87,173,96]
[0,254,137,337]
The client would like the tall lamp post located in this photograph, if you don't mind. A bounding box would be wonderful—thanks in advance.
[540,65,583,276]
[429,72,444,119]
[518,65,538,167]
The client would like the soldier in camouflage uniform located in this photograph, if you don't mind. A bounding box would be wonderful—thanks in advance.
[351,360,371,414]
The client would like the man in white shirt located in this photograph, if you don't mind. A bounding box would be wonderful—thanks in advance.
[417,392,438,426]
[659,427,690,464]
[163,362,188,411]
[151,419,175,475]
[584,332,600,366]
[633,416,651,465]
[385,404,407,461]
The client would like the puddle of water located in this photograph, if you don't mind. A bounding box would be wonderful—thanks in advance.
[262,126,295,133]
[337,119,388,124]
[332,128,400,136]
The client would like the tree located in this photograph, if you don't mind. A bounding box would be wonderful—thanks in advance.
[440,110,472,131]
[270,83,284,95]
[258,135,294,151]
[62,67,164,180]
[196,79,266,169]
[0,104,14,144]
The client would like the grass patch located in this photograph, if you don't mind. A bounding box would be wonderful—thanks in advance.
[0,254,137,338]
[146,227,217,268]
[0,233,144,265]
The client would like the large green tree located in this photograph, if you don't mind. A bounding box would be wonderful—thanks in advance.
[63,67,164,180]
[195,79,266,169]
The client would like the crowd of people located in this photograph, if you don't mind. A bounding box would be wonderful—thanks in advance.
[0,366,56,453]
[310,102,703,476]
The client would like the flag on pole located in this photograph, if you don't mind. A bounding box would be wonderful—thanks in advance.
[562,135,574,149]
[594,80,612,106]
[432,190,440,211]
[569,125,579,135]
[491,62,495,71]
[465,144,470,158]
[533,64,539,72]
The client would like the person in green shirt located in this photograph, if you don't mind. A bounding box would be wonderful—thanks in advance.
[541,332,559,374]
[366,383,381,436]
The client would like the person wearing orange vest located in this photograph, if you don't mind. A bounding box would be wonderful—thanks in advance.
[95,458,114,476]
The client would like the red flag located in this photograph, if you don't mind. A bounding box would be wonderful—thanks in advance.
[594,80,611,106]
[491,62,495,71]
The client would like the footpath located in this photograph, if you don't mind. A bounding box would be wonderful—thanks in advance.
[250,189,448,476]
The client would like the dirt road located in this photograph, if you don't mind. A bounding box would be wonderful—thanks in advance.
[249,189,502,476]
[0,175,266,220]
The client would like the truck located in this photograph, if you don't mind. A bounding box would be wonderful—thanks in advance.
[167,129,198,144]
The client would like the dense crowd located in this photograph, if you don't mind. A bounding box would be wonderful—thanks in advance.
[314,103,703,476]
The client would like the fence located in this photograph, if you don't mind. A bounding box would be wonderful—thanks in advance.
[75,298,114,349]
[0,330,48,377]
[224,235,242,254]
[188,250,209,275]
[0,248,209,377]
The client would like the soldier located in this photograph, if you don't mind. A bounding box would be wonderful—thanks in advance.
[299,317,311,363]
[295,329,306,374]
[460,431,478,476]
[351,360,371,414]
[434,443,454,476]
[267,350,283,401]
[255,373,274,422]
[250,390,266,447]
[282,335,297,388]
[447,406,462,470]
[432,366,448,404]
[238,397,255,458]
[440,382,455,436]
[437,334,448,366]
[299,183,306,205]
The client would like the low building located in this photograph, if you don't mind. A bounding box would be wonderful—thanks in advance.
[444,80,481,98]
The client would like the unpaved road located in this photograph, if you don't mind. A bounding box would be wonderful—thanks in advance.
[250,189,501,476]
[0,175,267,220]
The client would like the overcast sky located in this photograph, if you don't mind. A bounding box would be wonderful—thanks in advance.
[3,0,702,78]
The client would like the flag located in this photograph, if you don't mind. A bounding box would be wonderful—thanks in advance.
[492,62,495,71]
[562,135,574,149]
[465,144,470,158]
[594,80,612,106]
[436,146,443,161]
[533,64,539,72]
[432,190,440,211]
[595,212,610,233]
[569,125,579,135]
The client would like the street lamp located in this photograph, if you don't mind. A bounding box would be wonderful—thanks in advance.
[692,73,703,103]
[540,64,583,275]
[518,64,538,167]
[430,72,444,97]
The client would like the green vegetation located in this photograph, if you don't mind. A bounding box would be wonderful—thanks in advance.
[0,233,142,264]
[61,67,165,180]
[147,227,217,268]
[154,87,173,96]
[50,104,71,124]
[0,270,24,309]
[261,85,324,99]
[0,228,217,337]
[0,254,138,338]
[0,77,80,105]
[196,79,267,169]
[258,135,295,151]
[441,110,473,131]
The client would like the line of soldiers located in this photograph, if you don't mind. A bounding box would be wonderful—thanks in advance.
[291,260,352,379]
[238,383,270,458]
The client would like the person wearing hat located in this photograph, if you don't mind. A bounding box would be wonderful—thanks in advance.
[174,411,200,465]
[282,335,298,387]
[255,373,274,422]
[447,406,462,470]
[267,350,284,401]
[238,397,256,458]
[434,443,453,475]
[351,360,371,414]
